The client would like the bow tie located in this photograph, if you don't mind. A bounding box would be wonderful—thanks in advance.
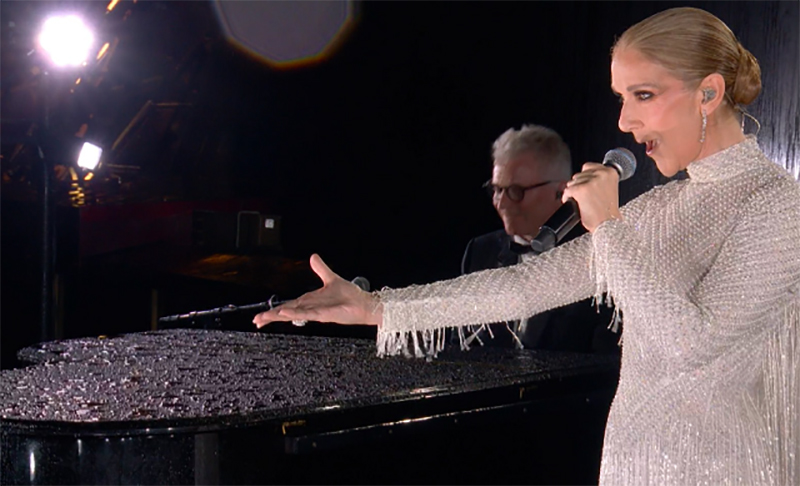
[509,241,535,255]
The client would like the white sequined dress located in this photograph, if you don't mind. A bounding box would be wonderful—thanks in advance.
[375,136,800,485]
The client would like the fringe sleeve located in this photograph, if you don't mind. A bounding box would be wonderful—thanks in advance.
[375,233,597,358]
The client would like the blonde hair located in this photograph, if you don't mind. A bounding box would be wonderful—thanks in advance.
[613,7,761,109]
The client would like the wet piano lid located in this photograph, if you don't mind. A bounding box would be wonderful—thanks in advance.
[2,329,618,432]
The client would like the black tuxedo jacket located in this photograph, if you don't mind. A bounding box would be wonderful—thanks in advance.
[461,229,620,353]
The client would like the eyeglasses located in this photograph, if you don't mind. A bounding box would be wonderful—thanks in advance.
[482,179,557,202]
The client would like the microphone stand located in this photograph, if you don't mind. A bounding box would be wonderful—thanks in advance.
[157,277,369,327]
[157,295,287,325]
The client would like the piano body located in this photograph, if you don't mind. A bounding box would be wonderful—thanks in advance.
[1,330,618,485]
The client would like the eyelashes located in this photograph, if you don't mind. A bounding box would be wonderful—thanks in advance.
[615,91,655,104]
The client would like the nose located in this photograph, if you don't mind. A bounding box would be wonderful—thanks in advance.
[617,100,639,134]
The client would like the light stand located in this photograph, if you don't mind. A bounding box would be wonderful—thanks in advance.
[37,14,94,343]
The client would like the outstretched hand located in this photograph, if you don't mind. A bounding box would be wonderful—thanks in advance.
[253,254,382,328]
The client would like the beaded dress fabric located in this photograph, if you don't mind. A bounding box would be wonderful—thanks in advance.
[375,136,800,485]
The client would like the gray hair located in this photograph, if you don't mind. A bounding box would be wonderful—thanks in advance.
[491,124,572,180]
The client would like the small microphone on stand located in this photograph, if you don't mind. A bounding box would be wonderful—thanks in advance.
[530,148,637,254]
[350,276,371,292]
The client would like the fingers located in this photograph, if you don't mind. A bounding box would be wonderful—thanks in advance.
[562,162,622,232]
[253,304,316,327]
[566,164,618,188]
[310,253,340,286]
[252,290,315,326]
[253,308,291,328]
[252,287,329,328]
[581,162,604,172]
[276,306,322,321]
[563,172,597,202]
[253,253,348,329]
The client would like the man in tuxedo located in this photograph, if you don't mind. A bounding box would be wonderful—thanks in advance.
[462,124,619,353]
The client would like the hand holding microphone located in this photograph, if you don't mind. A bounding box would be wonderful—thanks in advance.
[531,148,636,253]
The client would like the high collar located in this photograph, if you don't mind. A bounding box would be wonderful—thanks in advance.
[686,135,760,183]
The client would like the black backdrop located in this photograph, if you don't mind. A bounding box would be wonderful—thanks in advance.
[0,1,797,352]
[245,1,798,289]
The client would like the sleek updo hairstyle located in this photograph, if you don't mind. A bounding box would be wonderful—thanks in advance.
[612,7,762,111]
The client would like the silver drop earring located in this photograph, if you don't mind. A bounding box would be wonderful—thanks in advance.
[699,109,708,144]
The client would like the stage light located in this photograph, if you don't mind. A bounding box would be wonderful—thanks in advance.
[38,15,94,67]
[77,142,102,171]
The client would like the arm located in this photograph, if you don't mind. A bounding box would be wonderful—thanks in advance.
[377,233,596,356]
[592,183,800,368]
[253,236,597,358]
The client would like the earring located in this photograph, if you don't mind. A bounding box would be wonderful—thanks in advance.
[699,109,708,144]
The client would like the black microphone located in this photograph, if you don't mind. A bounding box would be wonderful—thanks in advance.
[530,148,637,254]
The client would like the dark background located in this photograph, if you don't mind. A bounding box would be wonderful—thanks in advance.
[2,1,798,368]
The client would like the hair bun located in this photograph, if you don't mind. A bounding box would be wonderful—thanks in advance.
[732,44,762,106]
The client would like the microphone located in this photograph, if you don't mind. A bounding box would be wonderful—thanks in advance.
[530,148,637,254]
[350,276,371,292]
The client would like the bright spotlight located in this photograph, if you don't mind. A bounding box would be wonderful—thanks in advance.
[77,142,102,171]
[39,15,94,67]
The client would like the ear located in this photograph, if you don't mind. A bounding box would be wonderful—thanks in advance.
[697,73,726,115]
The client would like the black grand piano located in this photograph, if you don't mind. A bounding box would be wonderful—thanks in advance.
[1,2,627,483]
[1,329,618,485]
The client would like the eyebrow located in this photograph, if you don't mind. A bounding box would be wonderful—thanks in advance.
[612,82,661,95]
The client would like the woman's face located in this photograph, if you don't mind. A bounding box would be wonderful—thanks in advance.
[611,48,702,177]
